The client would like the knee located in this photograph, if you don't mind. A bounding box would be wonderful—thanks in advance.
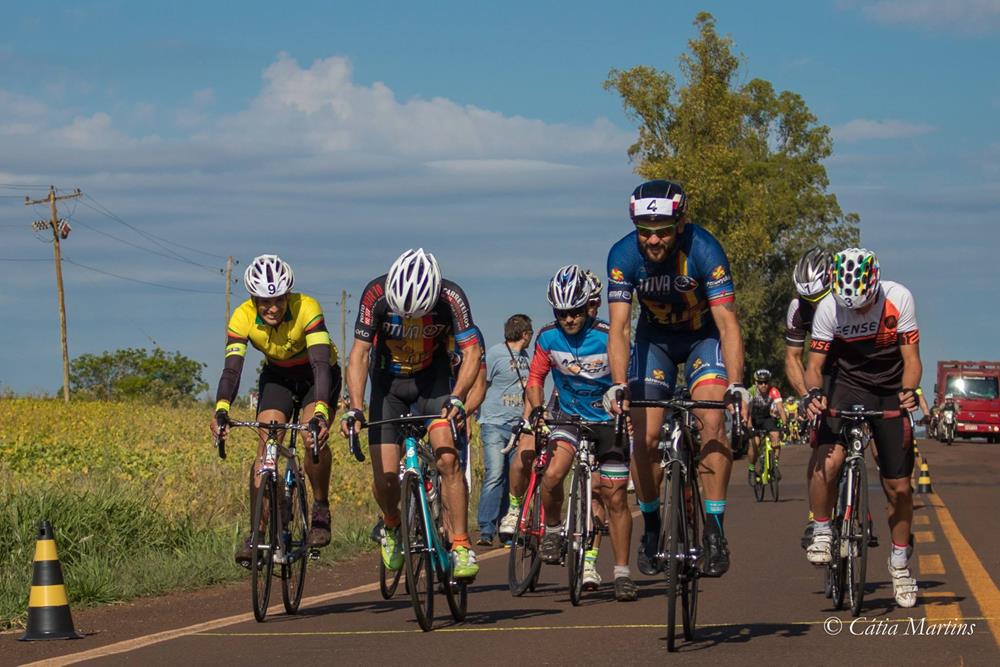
[436,451,460,476]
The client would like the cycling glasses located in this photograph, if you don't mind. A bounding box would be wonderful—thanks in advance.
[635,222,678,238]
[554,306,588,320]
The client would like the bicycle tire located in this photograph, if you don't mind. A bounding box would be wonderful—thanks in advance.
[753,453,765,502]
[281,467,309,614]
[567,464,587,606]
[250,475,277,622]
[768,450,780,502]
[830,479,848,611]
[508,477,543,596]
[661,459,683,652]
[848,458,869,617]
[379,556,403,599]
[401,471,434,631]
[681,468,701,642]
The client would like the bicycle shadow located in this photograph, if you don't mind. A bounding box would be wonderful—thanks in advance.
[666,620,810,651]
[293,597,413,618]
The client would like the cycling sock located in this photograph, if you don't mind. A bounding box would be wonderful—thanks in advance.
[639,499,660,535]
[704,499,726,537]
[813,518,832,535]
[383,514,401,530]
[891,542,909,568]
[613,565,631,579]
[585,548,599,561]
[509,493,522,509]
[451,534,471,549]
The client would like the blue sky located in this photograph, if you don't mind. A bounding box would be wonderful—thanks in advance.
[2,1,998,397]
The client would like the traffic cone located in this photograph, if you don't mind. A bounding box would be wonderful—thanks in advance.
[916,459,933,495]
[19,521,82,641]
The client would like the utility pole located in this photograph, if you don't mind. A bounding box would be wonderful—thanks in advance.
[26,186,83,403]
[338,289,351,397]
[224,256,233,344]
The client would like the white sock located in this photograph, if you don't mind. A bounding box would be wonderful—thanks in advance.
[891,543,909,569]
[614,565,630,579]
[813,520,832,535]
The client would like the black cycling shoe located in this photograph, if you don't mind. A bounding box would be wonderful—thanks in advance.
[637,531,660,576]
[234,535,253,569]
[614,576,638,602]
[369,518,384,544]
[540,531,564,564]
[701,533,730,578]
[307,503,331,548]
[801,522,814,550]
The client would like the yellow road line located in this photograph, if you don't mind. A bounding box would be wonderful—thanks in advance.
[922,591,963,623]
[914,531,935,544]
[928,492,1000,650]
[918,554,945,576]
[913,515,930,526]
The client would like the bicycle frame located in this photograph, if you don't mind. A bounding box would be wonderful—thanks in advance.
[401,430,451,577]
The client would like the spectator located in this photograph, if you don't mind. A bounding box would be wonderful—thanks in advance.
[476,314,533,546]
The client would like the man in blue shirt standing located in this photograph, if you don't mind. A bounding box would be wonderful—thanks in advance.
[476,314,533,546]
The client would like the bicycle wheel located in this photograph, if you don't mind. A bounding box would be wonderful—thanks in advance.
[433,482,468,623]
[379,556,403,599]
[848,459,869,617]
[250,475,277,622]
[753,453,765,502]
[567,465,588,606]
[660,459,684,652]
[281,468,309,614]
[508,477,543,596]
[681,471,701,642]
[768,450,780,502]
[400,471,434,631]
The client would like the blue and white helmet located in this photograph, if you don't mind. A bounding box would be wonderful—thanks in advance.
[547,264,592,310]
[244,254,294,297]
[386,248,442,318]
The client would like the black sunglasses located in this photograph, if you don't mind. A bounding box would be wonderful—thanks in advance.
[554,306,587,320]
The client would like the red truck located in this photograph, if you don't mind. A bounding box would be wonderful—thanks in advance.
[934,361,1000,443]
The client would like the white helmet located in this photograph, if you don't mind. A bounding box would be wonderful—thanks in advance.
[547,264,592,310]
[832,248,880,310]
[244,254,294,298]
[386,248,442,318]
[793,247,833,300]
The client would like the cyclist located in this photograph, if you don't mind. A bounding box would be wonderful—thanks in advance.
[210,254,341,566]
[747,369,786,480]
[785,395,801,443]
[340,249,483,581]
[605,180,748,578]
[583,269,603,318]
[506,265,636,600]
[803,248,921,609]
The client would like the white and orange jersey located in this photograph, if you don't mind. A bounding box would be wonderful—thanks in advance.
[809,280,919,391]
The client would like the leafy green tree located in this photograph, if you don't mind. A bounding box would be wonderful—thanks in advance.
[604,11,859,380]
[69,348,208,404]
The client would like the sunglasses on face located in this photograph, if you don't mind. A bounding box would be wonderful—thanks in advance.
[554,306,587,320]
[635,222,678,238]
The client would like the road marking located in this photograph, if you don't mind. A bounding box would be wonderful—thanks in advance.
[918,554,945,576]
[22,547,512,667]
[922,591,963,623]
[913,515,930,526]
[928,491,1000,650]
[914,531,935,544]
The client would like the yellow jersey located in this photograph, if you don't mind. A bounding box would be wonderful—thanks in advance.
[225,294,337,368]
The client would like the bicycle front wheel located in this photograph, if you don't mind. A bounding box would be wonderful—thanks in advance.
[753,453,766,502]
[768,450,780,502]
[281,467,309,614]
[401,471,434,631]
[508,477,543,596]
[250,475,277,622]
[660,459,684,652]
[848,459,869,617]
[567,465,588,606]
[681,471,701,641]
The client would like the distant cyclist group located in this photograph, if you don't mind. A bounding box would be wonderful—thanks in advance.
[211,177,927,638]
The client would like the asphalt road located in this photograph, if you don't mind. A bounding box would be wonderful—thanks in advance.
[7,438,1000,666]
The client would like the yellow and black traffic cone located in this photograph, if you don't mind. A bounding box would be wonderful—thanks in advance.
[916,458,934,495]
[19,520,82,641]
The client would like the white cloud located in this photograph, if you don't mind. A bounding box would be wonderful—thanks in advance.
[855,0,1000,32]
[832,118,935,143]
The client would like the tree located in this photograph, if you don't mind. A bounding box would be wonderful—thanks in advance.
[604,12,859,380]
[69,347,208,404]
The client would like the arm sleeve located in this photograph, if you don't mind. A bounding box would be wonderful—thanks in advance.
[607,239,635,305]
[526,341,552,390]
[894,285,920,345]
[215,305,251,410]
[808,297,835,354]
[354,277,385,343]
[441,280,478,350]
[785,299,805,347]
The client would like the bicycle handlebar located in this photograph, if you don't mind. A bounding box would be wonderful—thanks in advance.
[826,408,904,419]
[345,413,461,463]
[214,419,313,461]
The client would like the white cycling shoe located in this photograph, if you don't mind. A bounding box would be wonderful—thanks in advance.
[498,507,519,539]
[889,558,918,608]
[582,559,602,590]
[806,532,833,565]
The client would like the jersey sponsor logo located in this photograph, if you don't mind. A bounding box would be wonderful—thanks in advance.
[835,321,879,337]
[690,357,704,371]
[381,320,449,339]
[901,330,920,345]
[549,351,609,379]
[442,286,472,329]
[884,314,898,329]
[810,339,831,352]
[354,327,372,339]
[711,265,726,280]
[608,289,629,301]
[610,268,625,282]
[652,368,665,381]
[638,274,699,294]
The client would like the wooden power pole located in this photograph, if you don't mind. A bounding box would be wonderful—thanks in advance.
[224,256,234,343]
[26,186,83,403]
[338,289,351,395]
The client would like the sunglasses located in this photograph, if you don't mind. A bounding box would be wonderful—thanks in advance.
[554,306,588,320]
[635,222,678,238]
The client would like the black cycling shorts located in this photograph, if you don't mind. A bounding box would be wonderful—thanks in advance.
[816,383,914,480]
[549,418,628,465]
[751,416,781,434]
[258,363,342,418]
[369,356,452,444]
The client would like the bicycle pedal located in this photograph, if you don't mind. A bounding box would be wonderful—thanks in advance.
[308,549,321,561]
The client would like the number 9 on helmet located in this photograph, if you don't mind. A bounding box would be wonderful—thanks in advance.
[244,254,295,298]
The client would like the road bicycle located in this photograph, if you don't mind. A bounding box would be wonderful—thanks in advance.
[747,427,780,502]
[629,395,742,652]
[503,408,624,605]
[346,413,467,632]
[821,406,904,617]
[214,399,321,622]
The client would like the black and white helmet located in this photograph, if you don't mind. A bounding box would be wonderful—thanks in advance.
[547,264,592,310]
[386,248,442,318]
[244,254,294,298]
[583,269,603,303]
[793,247,833,299]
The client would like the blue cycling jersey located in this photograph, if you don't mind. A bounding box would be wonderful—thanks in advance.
[606,224,734,333]
[526,318,611,422]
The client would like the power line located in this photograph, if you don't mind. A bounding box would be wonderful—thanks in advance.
[63,258,221,294]
[0,257,51,261]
